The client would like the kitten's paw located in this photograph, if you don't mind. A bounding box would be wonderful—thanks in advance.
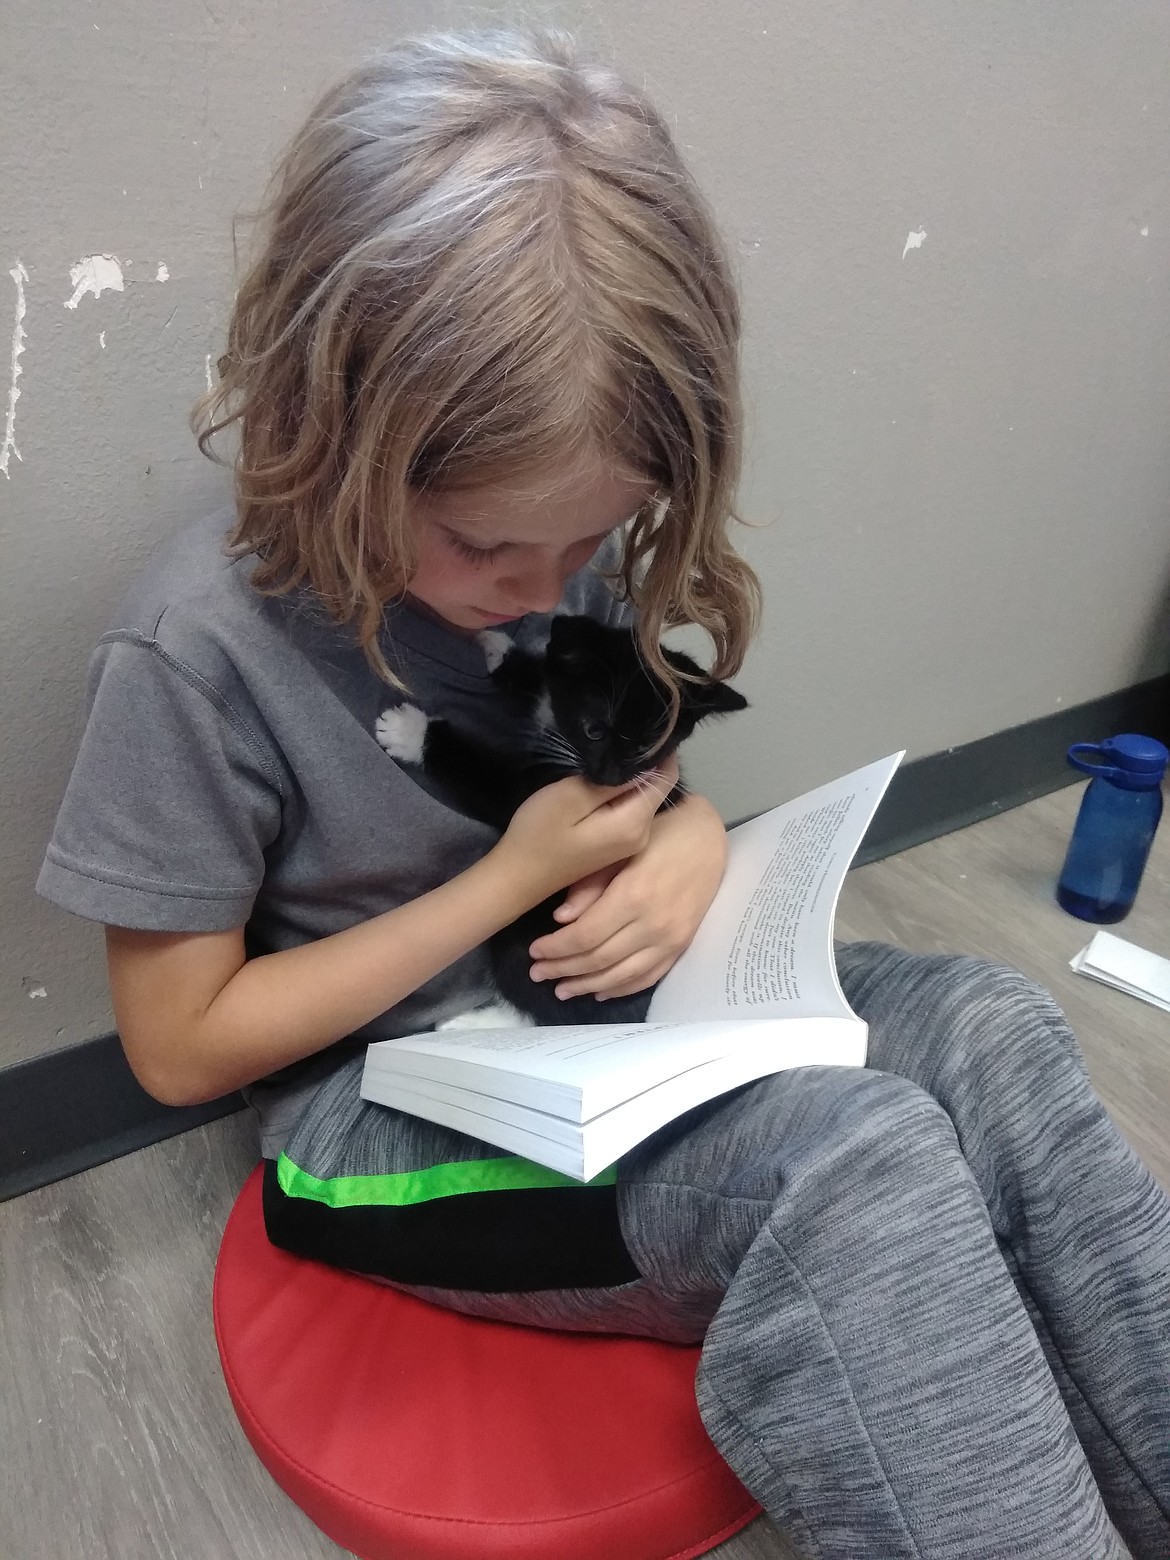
[477,629,512,673]
[437,1000,535,1031]
[375,703,428,763]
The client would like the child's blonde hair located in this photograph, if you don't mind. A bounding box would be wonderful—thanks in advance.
[193,25,760,694]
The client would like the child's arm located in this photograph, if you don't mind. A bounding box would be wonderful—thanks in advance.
[526,790,728,1000]
[106,770,674,1107]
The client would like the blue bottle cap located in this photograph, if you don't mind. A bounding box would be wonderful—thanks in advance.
[1067,733,1169,788]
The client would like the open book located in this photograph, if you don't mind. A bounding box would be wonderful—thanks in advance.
[361,752,903,1180]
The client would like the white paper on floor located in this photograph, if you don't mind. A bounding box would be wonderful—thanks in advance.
[1070,930,1170,1015]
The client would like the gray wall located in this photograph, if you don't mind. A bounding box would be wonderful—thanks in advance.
[3,0,1169,1070]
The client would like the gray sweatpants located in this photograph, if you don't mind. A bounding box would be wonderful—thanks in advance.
[277,942,1170,1559]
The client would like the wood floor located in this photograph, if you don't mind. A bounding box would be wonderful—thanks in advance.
[2,782,1166,1559]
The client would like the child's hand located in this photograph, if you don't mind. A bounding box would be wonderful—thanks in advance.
[526,790,728,1000]
[496,765,676,905]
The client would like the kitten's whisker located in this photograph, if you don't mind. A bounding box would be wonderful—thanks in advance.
[533,732,578,765]
[634,762,676,798]
[525,720,575,753]
[532,738,582,775]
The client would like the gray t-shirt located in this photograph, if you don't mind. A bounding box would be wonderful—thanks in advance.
[36,506,633,1155]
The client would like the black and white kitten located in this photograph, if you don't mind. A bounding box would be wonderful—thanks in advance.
[376,615,748,1027]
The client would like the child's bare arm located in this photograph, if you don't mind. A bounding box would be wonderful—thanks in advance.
[106,769,673,1106]
[107,851,536,1106]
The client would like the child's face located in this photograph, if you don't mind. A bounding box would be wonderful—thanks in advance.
[405,459,655,632]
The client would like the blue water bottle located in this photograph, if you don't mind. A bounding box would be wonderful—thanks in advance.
[1056,733,1168,923]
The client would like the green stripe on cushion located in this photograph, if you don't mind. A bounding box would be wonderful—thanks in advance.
[276,1151,617,1208]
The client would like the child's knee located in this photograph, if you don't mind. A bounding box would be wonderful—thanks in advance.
[839,940,1083,1077]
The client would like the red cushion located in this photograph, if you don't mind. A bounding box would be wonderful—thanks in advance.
[214,1166,759,1560]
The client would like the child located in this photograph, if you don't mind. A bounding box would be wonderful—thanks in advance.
[36,28,1170,1559]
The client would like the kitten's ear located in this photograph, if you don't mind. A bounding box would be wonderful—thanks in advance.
[693,680,749,716]
[661,646,707,681]
[662,648,749,716]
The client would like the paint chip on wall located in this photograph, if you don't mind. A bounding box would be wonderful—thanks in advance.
[99,331,106,348]
[2,261,29,479]
[902,229,927,259]
[64,254,125,310]
[156,262,170,282]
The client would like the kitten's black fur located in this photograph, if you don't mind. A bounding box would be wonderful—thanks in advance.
[401,615,747,1025]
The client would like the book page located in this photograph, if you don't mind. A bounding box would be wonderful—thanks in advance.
[367,1014,866,1179]
[374,1022,667,1061]
[647,753,903,1025]
[366,1017,807,1119]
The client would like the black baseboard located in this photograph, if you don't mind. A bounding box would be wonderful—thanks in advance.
[4,669,1168,1203]
[0,1032,243,1202]
[855,670,1170,865]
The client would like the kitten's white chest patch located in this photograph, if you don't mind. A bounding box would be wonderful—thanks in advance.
[375,703,429,764]
[437,1000,535,1031]
[477,629,512,673]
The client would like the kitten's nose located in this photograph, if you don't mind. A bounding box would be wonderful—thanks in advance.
[595,761,634,787]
